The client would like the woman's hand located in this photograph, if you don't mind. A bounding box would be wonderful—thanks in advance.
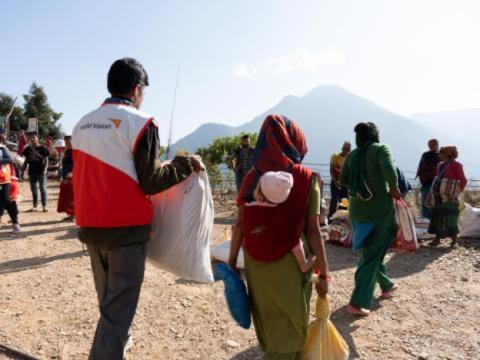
[315,277,329,296]
[390,188,401,199]
[227,258,238,270]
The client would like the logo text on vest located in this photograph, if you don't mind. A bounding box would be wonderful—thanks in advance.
[79,122,112,130]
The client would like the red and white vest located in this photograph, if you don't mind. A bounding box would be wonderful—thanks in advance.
[72,101,155,228]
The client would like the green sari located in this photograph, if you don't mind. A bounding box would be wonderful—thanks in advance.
[244,176,320,359]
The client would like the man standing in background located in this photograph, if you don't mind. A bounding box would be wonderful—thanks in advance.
[228,134,254,191]
[21,131,50,212]
[416,139,440,219]
[329,141,351,218]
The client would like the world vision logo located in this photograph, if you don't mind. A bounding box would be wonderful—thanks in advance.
[109,118,122,128]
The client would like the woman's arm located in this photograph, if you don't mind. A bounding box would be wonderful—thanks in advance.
[378,145,401,198]
[228,207,244,269]
[457,162,468,191]
[306,214,329,295]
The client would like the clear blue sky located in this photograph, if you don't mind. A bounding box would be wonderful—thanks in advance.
[1,0,480,142]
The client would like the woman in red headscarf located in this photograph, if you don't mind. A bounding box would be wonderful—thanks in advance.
[228,115,330,359]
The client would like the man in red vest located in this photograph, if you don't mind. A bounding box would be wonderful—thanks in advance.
[73,58,203,359]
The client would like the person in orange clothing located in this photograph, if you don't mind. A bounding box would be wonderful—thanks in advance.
[0,135,21,233]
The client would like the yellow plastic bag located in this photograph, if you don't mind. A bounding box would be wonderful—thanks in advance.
[303,295,350,360]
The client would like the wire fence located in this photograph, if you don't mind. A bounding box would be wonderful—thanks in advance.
[211,162,480,199]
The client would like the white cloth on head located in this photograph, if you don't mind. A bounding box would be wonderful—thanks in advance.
[259,171,294,204]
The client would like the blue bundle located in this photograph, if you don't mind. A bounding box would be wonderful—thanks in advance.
[213,262,251,329]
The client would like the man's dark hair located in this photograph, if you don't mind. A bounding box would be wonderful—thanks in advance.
[241,134,249,140]
[27,131,38,136]
[354,122,379,146]
[107,58,149,95]
[64,135,72,141]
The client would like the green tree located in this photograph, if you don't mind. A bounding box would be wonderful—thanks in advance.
[195,132,258,187]
[197,132,258,166]
[0,93,27,132]
[23,82,63,139]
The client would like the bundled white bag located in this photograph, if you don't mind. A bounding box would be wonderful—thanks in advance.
[459,203,480,238]
[210,240,245,269]
[147,171,214,283]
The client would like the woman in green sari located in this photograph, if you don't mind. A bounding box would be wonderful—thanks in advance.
[228,115,330,359]
[340,122,401,316]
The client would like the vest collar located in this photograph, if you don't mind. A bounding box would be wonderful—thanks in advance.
[102,97,134,107]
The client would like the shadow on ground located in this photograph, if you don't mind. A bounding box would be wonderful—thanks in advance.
[14,225,76,239]
[0,250,84,275]
[325,243,358,272]
[55,227,79,241]
[214,217,236,225]
[330,306,361,359]
[386,246,447,279]
[230,346,262,360]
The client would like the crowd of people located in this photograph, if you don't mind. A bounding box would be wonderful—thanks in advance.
[0,57,471,359]
[0,130,75,233]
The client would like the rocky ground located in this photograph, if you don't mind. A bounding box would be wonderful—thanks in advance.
[0,182,479,360]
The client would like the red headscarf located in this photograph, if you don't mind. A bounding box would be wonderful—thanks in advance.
[239,114,314,262]
[238,114,308,205]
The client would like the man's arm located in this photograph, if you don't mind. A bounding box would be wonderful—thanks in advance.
[22,155,28,176]
[134,124,195,195]
[416,153,425,178]
[329,154,336,180]
[339,155,350,188]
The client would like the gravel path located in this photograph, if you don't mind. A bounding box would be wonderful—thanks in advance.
[0,182,479,359]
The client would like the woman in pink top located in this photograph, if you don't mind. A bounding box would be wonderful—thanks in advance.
[428,146,467,248]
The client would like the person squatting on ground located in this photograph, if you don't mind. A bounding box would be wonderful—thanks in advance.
[428,146,467,248]
[329,141,351,219]
[340,122,401,317]
[21,131,50,212]
[416,139,440,219]
[228,114,330,359]
[72,58,203,359]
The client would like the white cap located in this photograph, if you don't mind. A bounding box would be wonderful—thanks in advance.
[259,171,294,204]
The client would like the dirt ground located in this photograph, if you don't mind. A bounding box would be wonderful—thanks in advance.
[1,181,479,360]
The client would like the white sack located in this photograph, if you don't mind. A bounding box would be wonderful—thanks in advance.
[210,240,245,269]
[147,171,214,283]
[459,203,480,238]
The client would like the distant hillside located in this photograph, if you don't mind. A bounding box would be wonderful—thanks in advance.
[172,85,480,175]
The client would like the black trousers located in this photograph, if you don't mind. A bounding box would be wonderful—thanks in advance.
[0,183,18,224]
[328,181,348,218]
[87,243,146,360]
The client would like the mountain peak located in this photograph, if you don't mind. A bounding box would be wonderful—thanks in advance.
[306,84,351,97]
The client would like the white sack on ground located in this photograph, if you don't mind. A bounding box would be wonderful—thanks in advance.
[210,240,245,269]
[460,203,480,238]
[147,171,214,283]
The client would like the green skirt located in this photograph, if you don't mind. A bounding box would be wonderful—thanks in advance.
[244,250,312,359]
[428,202,460,237]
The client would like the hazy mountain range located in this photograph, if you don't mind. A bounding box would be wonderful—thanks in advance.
[172,85,480,177]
